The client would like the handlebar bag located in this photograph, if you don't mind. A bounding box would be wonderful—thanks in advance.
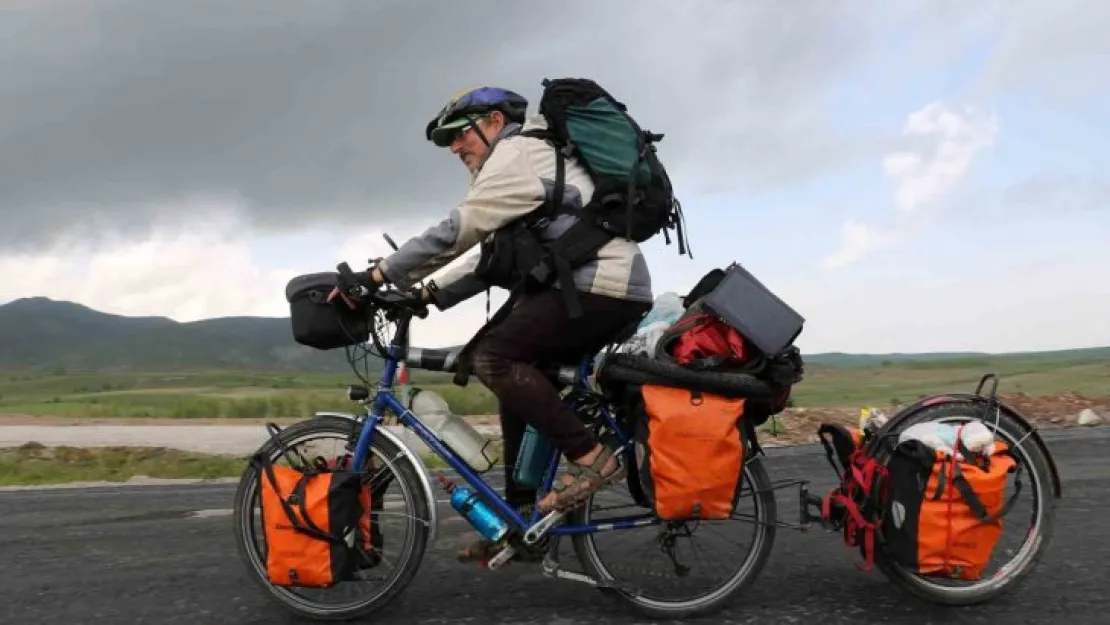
[285,272,371,350]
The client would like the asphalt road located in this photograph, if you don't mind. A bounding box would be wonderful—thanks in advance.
[1,428,1106,624]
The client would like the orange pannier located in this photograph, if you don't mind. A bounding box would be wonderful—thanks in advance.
[253,453,368,588]
[882,435,1020,580]
[635,384,747,521]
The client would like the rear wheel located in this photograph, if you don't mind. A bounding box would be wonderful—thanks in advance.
[868,401,1057,606]
[569,456,778,620]
[232,415,432,621]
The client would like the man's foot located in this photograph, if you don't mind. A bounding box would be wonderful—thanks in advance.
[537,444,626,514]
[456,503,544,564]
[455,536,502,562]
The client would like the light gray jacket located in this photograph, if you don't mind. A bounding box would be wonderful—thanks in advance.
[378,114,653,310]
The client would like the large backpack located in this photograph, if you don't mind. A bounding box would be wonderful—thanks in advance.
[473,78,691,319]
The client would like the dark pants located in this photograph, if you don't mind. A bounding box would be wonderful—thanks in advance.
[470,288,651,507]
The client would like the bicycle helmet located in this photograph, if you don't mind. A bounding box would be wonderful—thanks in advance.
[425,86,529,147]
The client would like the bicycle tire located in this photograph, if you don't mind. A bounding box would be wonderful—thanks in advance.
[569,456,779,620]
[866,401,1058,606]
[232,416,431,621]
[598,353,776,399]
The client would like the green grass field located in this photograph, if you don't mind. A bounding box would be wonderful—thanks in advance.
[0,443,248,486]
[0,352,1106,419]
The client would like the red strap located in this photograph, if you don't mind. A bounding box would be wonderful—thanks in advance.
[822,452,889,572]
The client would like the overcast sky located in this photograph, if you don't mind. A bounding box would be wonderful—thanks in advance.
[2,0,1108,354]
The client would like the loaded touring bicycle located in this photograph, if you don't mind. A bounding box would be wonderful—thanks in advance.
[233,251,1061,621]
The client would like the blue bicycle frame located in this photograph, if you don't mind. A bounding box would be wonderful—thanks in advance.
[346,331,659,538]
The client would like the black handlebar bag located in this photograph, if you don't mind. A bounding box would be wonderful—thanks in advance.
[286,272,372,350]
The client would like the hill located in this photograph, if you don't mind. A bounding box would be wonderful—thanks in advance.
[0,297,360,373]
[802,346,1110,368]
[0,296,1107,374]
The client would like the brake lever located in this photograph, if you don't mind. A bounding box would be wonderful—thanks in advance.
[336,261,375,300]
[336,262,357,291]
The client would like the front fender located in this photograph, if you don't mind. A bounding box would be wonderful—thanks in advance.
[873,394,1063,499]
[314,411,440,546]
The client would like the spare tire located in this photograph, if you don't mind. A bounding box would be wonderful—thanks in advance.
[597,353,777,399]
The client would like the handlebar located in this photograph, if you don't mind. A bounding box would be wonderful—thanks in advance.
[405,347,459,373]
[333,260,582,385]
[404,346,583,386]
[335,261,429,320]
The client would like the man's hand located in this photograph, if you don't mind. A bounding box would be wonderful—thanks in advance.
[327,266,385,309]
[326,286,359,310]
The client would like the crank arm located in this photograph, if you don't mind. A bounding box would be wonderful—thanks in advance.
[486,544,517,571]
[541,548,641,595]
[544,565,642,596]
[523,510,565,546]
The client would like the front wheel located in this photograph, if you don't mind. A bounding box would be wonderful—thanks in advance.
[869,401,1058,606]
[232,415,432,621]
[569,456,779,620]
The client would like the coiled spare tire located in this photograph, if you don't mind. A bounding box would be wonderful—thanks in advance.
[597,353,777,399]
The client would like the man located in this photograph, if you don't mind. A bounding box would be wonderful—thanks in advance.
[331,86,653,561]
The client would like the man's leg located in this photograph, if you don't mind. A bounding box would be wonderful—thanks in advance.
[455,401,535,562]
[470,289,651,513]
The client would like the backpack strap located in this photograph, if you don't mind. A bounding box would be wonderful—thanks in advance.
[518,128,618,319]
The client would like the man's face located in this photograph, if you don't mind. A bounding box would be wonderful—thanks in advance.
[449,112,505,172]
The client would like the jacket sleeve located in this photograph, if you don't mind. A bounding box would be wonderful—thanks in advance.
[377,140,545,291]
[426,252,489,310]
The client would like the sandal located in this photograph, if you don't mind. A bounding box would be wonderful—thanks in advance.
[537,445,626,514]
[456,537,502,562]
[457,504,544,564]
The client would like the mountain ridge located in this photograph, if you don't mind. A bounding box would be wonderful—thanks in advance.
[1,296,1107,373]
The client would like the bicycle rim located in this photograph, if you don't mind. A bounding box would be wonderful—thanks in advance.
[572,457,777,617]
[873,404,1055,604]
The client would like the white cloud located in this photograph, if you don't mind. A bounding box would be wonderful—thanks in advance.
[0,212,505,350]
[820,221,898,271]
[793,239,1110,353]
[886,101,998,215]
[0,217,295,322]
[822,101,997,270]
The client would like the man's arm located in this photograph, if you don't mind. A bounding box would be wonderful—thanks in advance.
[376,140,544,291]
[422,253,490,310]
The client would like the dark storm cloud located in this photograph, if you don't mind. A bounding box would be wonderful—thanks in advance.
[1,0,887,251]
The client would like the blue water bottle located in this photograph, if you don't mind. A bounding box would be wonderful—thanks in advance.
[513,425,555,490]
[437,476,508,543]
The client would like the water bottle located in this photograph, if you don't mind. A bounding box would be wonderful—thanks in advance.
[513,425,555,489]
[437,475,508,543]
[406,388,500,472]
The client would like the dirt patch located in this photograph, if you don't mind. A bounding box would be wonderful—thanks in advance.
[996,392,1110,423]
[3,390,1103,449]
[755,392,1108,447]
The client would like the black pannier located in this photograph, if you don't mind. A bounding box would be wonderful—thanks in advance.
[286,272,371,350]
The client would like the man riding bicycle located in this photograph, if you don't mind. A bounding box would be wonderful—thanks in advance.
[328,86,653,562]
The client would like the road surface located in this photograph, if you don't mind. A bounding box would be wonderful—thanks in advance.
[1,428,1106,624]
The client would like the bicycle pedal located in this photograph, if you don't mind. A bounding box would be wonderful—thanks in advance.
[485,545,517,571]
